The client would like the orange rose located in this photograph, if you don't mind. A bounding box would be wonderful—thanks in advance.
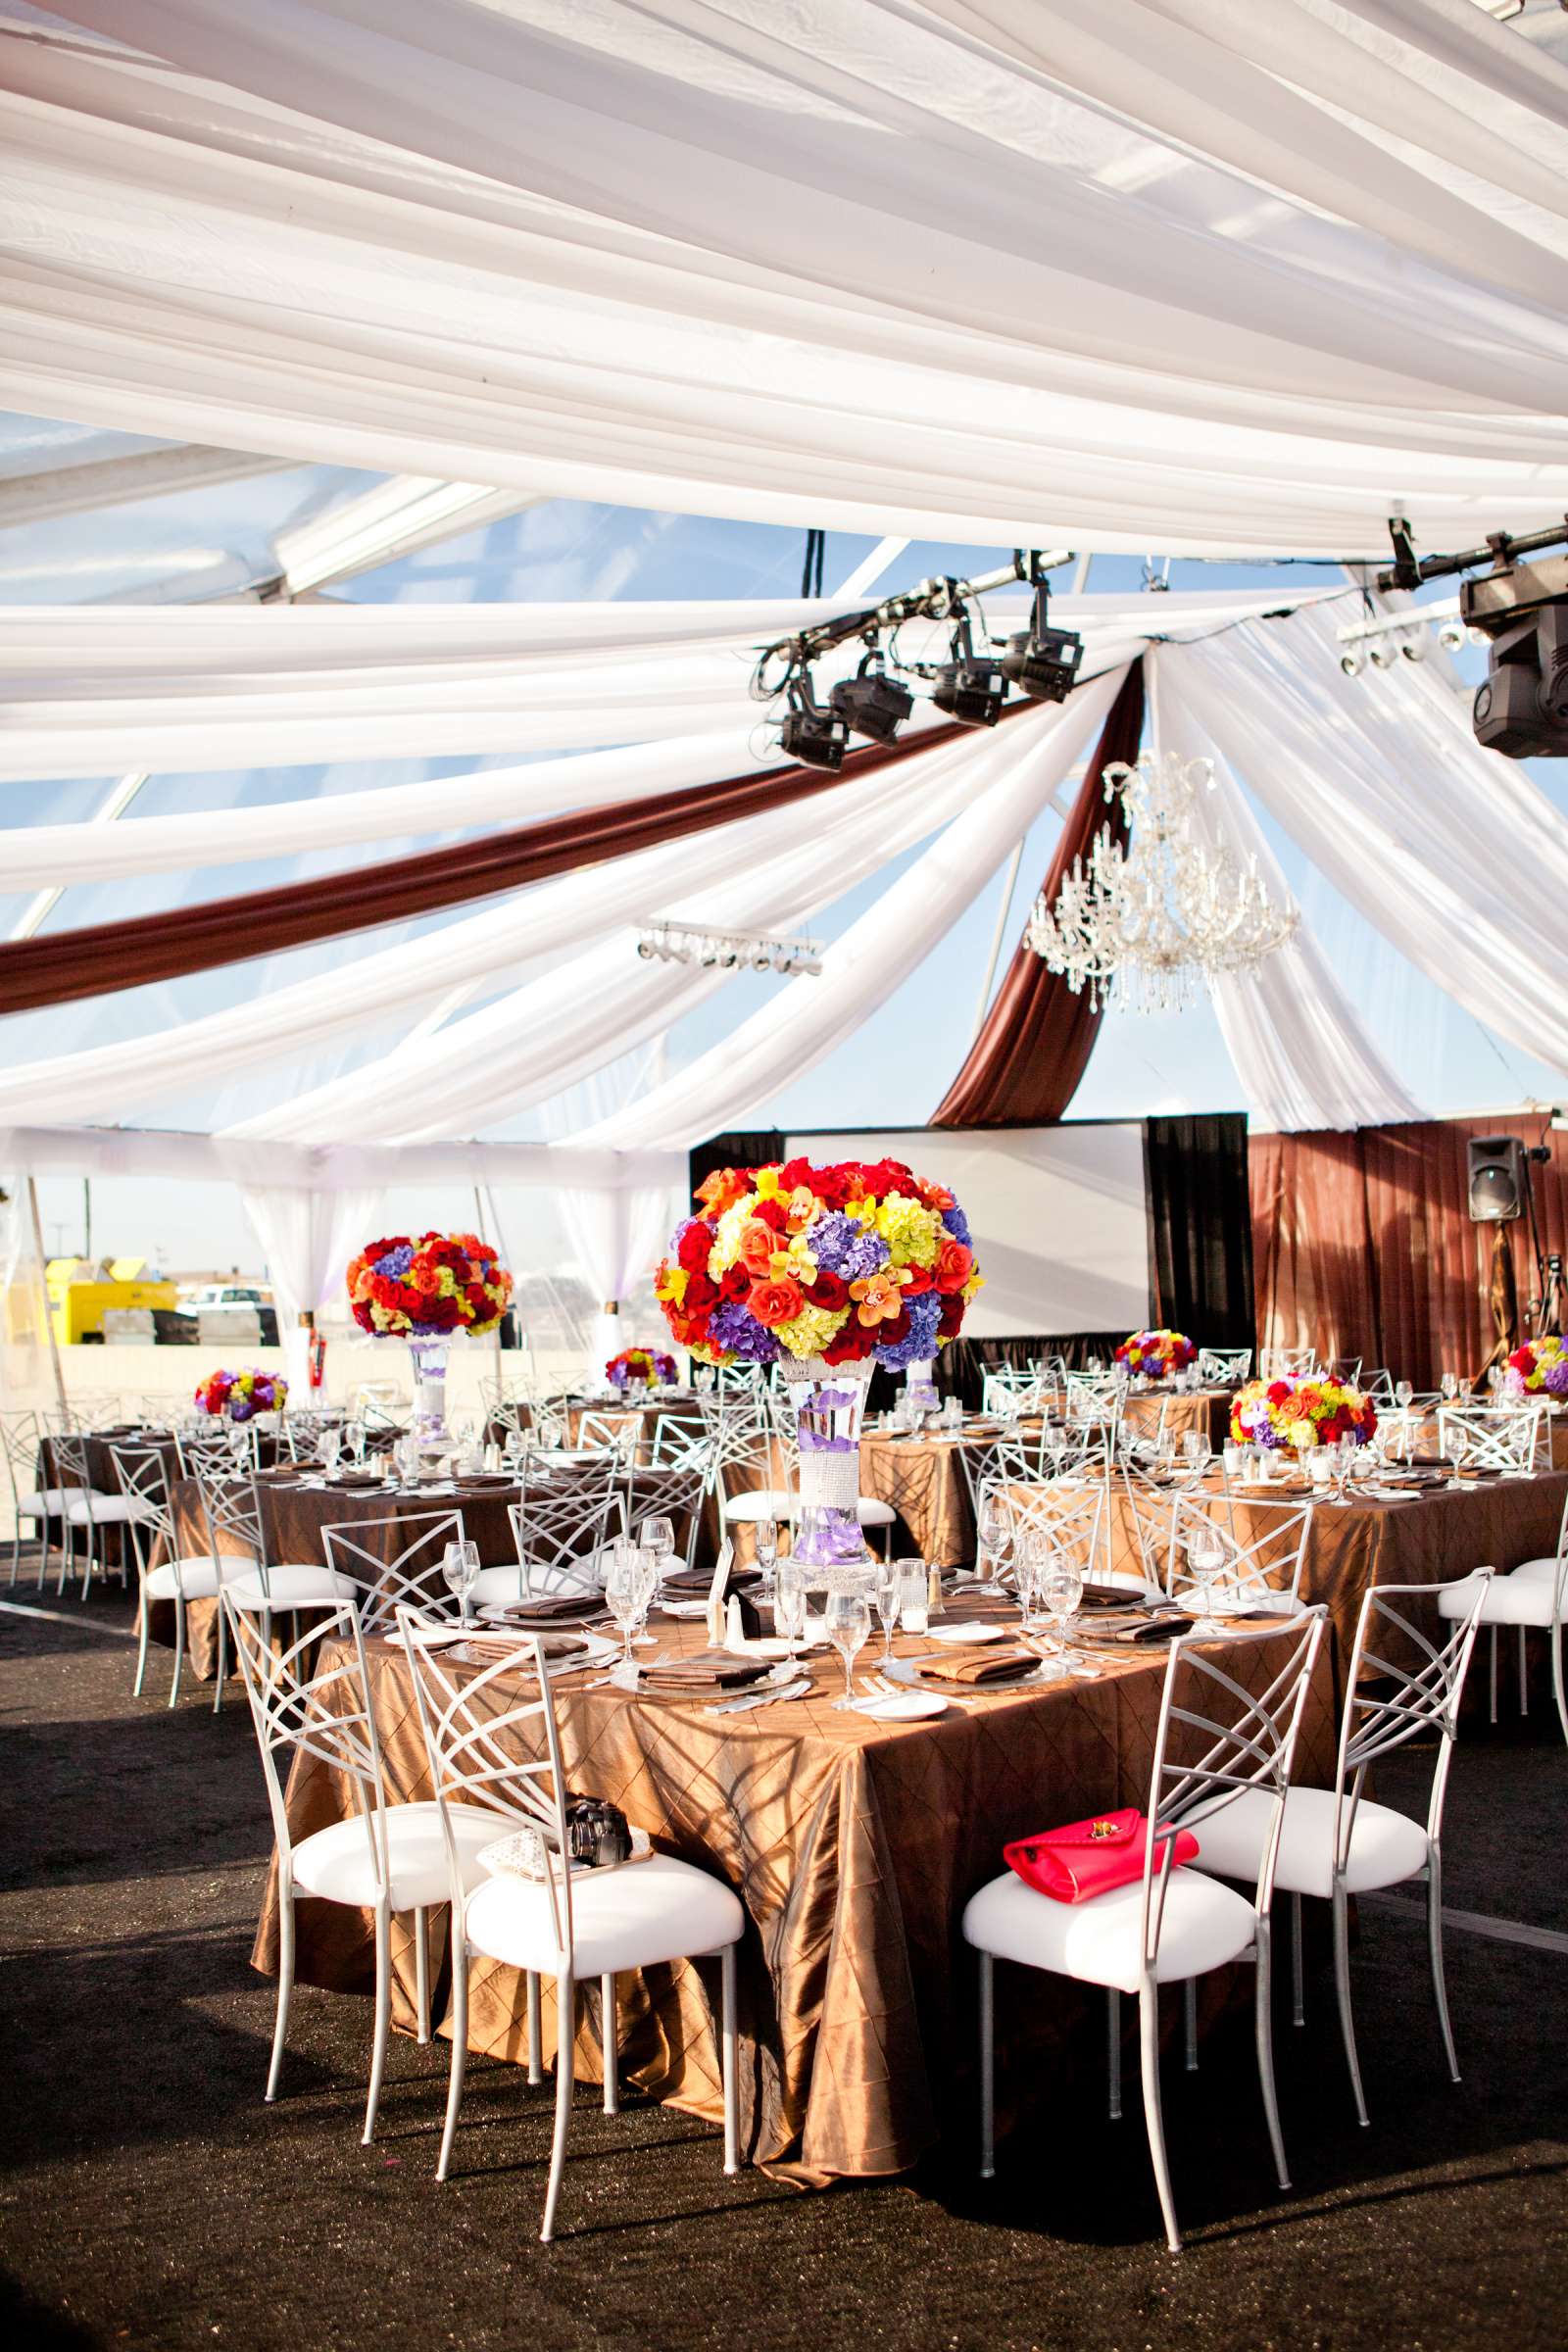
[738,1219,781,1280]
[933,1238,974,1295]
[747,1275,805,1328]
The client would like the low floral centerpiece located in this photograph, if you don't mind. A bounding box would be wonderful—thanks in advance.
[1230,1375,1378,1454]
[1115,1328,1197,1382]
[1505,1336,1568,1399]
[194,1367,286,1421]
[656,1155,982,1572]
[607,1346,676,1391]
[346,1230,513,1438]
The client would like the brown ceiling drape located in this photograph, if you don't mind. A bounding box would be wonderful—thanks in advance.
[928,660,1145,1127]
[1250,1115,1565,1388]
[0,678,1085,1018]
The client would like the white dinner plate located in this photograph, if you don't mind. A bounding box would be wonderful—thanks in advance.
[925,1618,1011,1644]
[854,1689,949,1721]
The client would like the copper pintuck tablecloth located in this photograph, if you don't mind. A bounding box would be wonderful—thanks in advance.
[250,1604,1337,2185]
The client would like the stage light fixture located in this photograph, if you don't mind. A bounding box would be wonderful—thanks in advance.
[829,648,913,744]
[1473,602,1568,758]
[1438,618,1466,651]
[779,668,850,770]
[931,609,1007,726]
[1339,649,1362,677]
[1001,581,1084,703]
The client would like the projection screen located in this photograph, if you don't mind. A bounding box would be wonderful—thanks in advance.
[784,1124,1152,1338]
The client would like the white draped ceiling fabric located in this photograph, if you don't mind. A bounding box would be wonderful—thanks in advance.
[0,3,1566,555]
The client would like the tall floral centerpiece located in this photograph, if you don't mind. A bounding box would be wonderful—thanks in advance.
[1506,1337,1568,1400]
[194,1367,286,1421]
[1231,1375,1378,1455]
[656,1156,982,1577]
[1115,1328,1196,1382]
[346,1231,513,1441]
[608,1347,676,1392]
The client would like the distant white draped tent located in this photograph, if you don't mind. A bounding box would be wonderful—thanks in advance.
[1,0,1568,1359]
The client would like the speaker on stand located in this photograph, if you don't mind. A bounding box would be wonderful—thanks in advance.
[1467,1137,1556,1372]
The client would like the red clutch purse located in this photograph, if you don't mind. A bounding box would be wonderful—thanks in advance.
[1003,1808,1200,1904]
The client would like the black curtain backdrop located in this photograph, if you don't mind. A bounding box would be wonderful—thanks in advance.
[686,1130,784,1210]
[1143,1112,1254,1348]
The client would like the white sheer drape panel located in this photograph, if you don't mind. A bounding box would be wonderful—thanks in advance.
[539,1059,682,1374]
[0,1171,51,1414]
[1171,608,1568,1080]
[224,715,1011,1146]
[5,11,1568,553]
[0,685,1123,1130]
[240,1182,382,1390]
[564,668,1125,1151]
[1149,652,1424,1131]
[0,593,1287,794]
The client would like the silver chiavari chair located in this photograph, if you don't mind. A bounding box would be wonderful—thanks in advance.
[1436,1401,1546,1474]
[1197,1347,1251,1386]
[1258,1348,1319,1383]
[1160,1489,1316,1618]
[1439,1485,1568,1746]
[188,1458,358,1702]
[964,1612,1328,2251]
[466,1476,626,1612]
[399,1605,745,2239]
[321,1507,470,1636]
[3,1408,63,1590]
[109,1440,223,1708]
[1193,1576,1491,2126]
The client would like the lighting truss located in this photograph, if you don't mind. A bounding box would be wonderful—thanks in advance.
[635,922,824,976]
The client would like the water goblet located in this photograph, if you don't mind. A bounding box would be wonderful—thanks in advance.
[1181,1431,1207,1477]
[316,1429,342,1476]
[641,1513,676,1597]
[826,1588,871,1710]
[606,1544,651,1670]
[441,1537,481,1627]
[1395,1379,1414,1412]
[975,1492,1010,1584]
[1033,1550,1086,1682]
[1441,1371,1459,1402]
[1182,1524,1229,1635]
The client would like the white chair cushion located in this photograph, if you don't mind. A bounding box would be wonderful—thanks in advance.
[65,1492,161,1523]
[290,1799,500,1912]
[142,1555,228,1601]
[469,1547,611,1608]
[1185,1785,1430,1901]
[961,1863,1256,1993]
[1505,1555,1564,1588]
[15,1487,73,1516]
[1438,1569,1568,1628]
[224,1560,360,1608]
[465,1850,744,1978]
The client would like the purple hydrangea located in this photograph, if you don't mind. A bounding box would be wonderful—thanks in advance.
[373,1243,416,1278]
[942,1200,972,1250]
[875,1289,942,1371]
[809,1210,888,1282]
[708,1298,780,1363]
[1545,1357,1568,1398]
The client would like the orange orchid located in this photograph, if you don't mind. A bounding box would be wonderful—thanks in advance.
[784,1184,818,1231]
[849,1266,912,1327]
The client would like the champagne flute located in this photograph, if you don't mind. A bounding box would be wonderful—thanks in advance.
[975,1492,1009,1584]
[826,1588,871,1709]
[774,1558,808,1668]
[754,1516,779,1598]
[873,1557,901,1662]
[606,1544,647,1670]
[441,1537,481,1627]
[1014,1528,1049,1632]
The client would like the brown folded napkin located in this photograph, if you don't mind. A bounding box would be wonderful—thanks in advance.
[458,1628,593,1666]
[918,1645,1037,1686]
[662,1564,762,1595]
[485,1592,602,1626]
[1085,1613,1196,1644]
[1079,1582,1149,1612]
[638,1647,769,1690]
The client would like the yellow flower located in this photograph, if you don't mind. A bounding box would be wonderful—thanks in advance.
[710,1197,755,1276]
[1287,1417,1315,1449]
[962,1270,985,1302]
[753,1167,784,1201]
[656,1265,688,1305]
[783,1233,819,1282]
[876,1193,939,1267]
[775,1304,849,1358]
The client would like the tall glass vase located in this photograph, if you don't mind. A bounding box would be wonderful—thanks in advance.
[407,1334,453,1444]
[780,1352,874,1586]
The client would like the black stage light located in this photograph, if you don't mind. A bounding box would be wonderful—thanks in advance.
[829,651,913,744]
[1001,583,1084,703]
[931,611,1007,726]
[1472,603,1568,759]
[779,671,850,770]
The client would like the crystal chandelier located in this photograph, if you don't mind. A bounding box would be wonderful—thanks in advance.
[1024,751,1298,1014]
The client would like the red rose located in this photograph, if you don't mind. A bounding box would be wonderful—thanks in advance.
[1266,1380,1292,1405]
[752,1197,788,1235]
[804,1268,850,1312]
[683,1271,719,1314]
[813,1164,857,1208]
[779,1156,813,1192]
[677,1222,711,1273]
[879,1307,911,1346]
[823,1323,872,1364]
[933,1238,974,1295]
[668,1311,710,1348]
[937,1294,964,1339]
[748,1276,804,1329]
[902,1263,934,1297]
[720,1261,752,1301]
[1508,1346,1535,1373]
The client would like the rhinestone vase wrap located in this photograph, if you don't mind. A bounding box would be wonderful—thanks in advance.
[407,1334,452,1444]
[780,1352,875,1582]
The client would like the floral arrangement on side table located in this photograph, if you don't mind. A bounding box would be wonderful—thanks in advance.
[656,1156,982,1573]
[1230,1376,1378,1452]
[1115,1328,1196,1381]
[346,1230,513,1440]
[1506,1337,1568,1399]
[194,1367,286,1421]
[607,1347,676,1390]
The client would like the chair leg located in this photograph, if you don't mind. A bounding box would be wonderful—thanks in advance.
[541,1972,575,2243]
[211,1596,226,1715]
[1254,1919,1289,2191]
[415,1908,431,2045]
[1183,1978,1199,2072]
[364,1903,392,2145]
[436,1937,468,2182]
[168,1594,185,1710]
[1138,1981,1181,2254]
[1489,1626,1498,1724]
[1107,1987,1122,2121]
[1552,1622,1568,1752]
[1426,1848,1459,2084]
[720,1942,739,2176]
[133,1588,150,1698]
[1332,1881,1369,2128]
[526,1970,543,2084]
[1290,1890,1304,2027]
[267,1890,295,2103]
[977,1950,995,2179]
[1519,1625,1530,1717]
[601,1973,617,2116]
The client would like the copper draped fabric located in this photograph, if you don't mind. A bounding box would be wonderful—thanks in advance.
[929,660,1146,1127]
[0,679,1073,1016]
[1250,1116,1568,1389]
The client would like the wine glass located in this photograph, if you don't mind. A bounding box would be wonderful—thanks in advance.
[754,1516,779,1598]
[825,1588,871,1710]
[975,1492,1009,1584]
[393,1434,419,1487]
[606,1544,651,1670]
[441,1538,481,1627]
[1441,1371,1459,1402]
[1182,1522,1229,1635]
[774,1558,808,1667]
[344,1420,368,1470]
[316,1429,342,1476]
[1014,1528,1049,1632]
[641,1514,676,1599]
[873,1557,901,1662]
[1395,1379,1414,1413]
[1181,1431,1207,1478]
[1033,1548,1085,1682]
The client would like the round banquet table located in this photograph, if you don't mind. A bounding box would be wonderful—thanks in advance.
[1122,1385,1237,1449]
[251,1592,1338,2187]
